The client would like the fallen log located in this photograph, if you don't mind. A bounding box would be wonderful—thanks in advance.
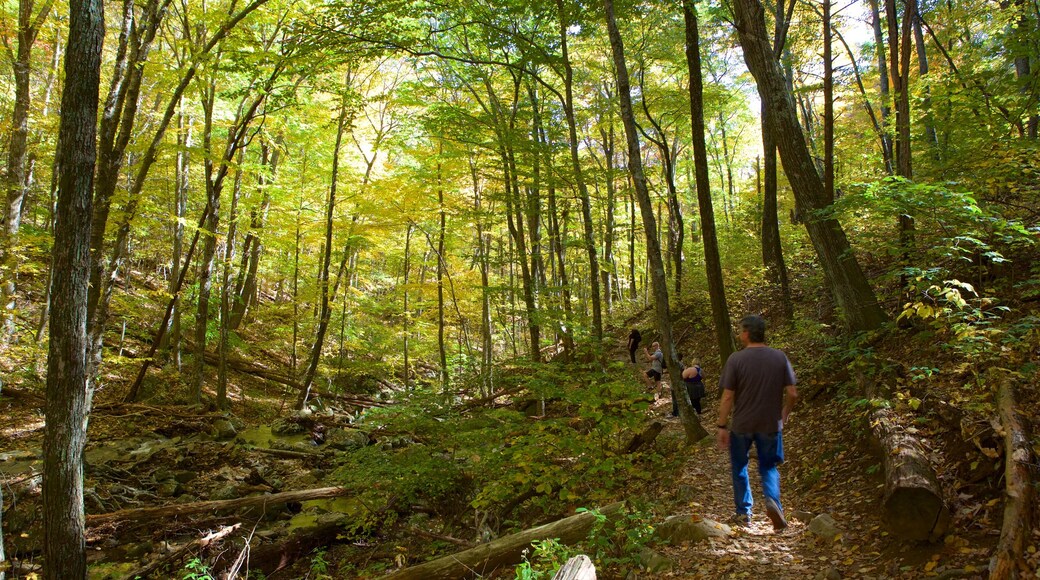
[552,555,596,580]
[382,502,623,580]
[625,421,664,454]
[122,523,240,580]
[249,447,321,460]
[87,486,350,527]
[989,378,1035,580]
[220,517,348,577]
[200,350,299,388]
[870,408,950,541]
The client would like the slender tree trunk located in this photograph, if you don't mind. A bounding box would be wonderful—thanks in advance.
[912,8,940,156]
[886,0,916,270]
[760,102,793,319]
[297,88,351,409]
[231,142,278,329]
[43,0,102,575]
[600,124,617,312]
[193,84,221,402]
[2,0,54,340]
[628,183,636,300]
[403,223,412,392]
[732,0,887,332]
[868,0,895,173]
[606,0,706,442]
[437,154,449,392]
[684,0,737,368]
[160,107,190,369]
[470,159,493,396]
[217,149,244,410]
[557,0,604,341]
[823,0,835,203]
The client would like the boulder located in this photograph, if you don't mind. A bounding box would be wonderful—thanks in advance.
[654,515,732,544]
[325,428,369,451]
[211,419,238,440]
[638,548,674,573]
[808,513,841,541]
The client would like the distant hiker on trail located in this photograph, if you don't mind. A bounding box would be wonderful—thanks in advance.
[643,341,664,398]
[627,328,642,363]
[678,358,705,417]
[716,315,798,531]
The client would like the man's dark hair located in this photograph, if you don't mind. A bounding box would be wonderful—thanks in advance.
[740,315,767,343]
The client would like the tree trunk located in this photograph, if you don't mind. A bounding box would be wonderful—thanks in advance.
[297,85,351,409]
[868,0,895,173]
[193,82,223,403]
[989,378,1035,579]
[600,124,617,313]
[912,9,940,156]
[403,223,413,391]
[869,408,950,541]
[217,148,244,410]
[230,142,279,329]
[823,0,834,203]
[160,106,190,369]
[557,0,603,341]
[886,0,916,271]
[606,0,706,443]
[684,0,736,369]
[732,0,887,332]
[552,555,597,580]
[2,0,54,340]
[437,155,449,391]
[86,486,352,527]
[42,0,102,576]
[383,503,623,580]
[760,102,793,320]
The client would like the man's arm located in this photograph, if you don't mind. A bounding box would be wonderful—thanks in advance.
[716,388,735,449]
[782,385,798,423]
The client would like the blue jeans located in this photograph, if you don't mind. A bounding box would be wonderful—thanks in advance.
[729,431,784,516]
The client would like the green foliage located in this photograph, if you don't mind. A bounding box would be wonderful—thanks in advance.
[182,558,214,580]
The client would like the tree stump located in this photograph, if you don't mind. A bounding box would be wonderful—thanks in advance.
[552,555,596,580]
[870,408,950,541]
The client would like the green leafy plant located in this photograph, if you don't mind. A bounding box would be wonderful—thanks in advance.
[182,558,214,580]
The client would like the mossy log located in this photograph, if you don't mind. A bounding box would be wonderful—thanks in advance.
[87,486,350,527]
[870,408,950,541]
[382,503,623,580]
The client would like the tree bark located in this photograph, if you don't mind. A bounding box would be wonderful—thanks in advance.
[43,0,103,576]
[217,148,244,410]
[868,0,895,174]
[732,0,887,332]
[606,0,706,442]
[297,83,352,408]
[556,0,604,340]
[230,141,279,329]
[2,0,54,340]
[552,555,596,580]
[437,153,449,391]
[86,486,352,527]
[823,0,834,203]
[870,408,950,541]
[383,503,623,580]
[989,378,1035,579]
[684,0,737,367]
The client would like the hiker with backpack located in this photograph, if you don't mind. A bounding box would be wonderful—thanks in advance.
[677,358,705,417]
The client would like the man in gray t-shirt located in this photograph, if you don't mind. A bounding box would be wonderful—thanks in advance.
[716,315,798,531]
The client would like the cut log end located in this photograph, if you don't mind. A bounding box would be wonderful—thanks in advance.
[884,487,950,541]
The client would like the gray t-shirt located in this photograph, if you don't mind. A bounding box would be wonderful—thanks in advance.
[651,349,663,373]
[720,346,796,433]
